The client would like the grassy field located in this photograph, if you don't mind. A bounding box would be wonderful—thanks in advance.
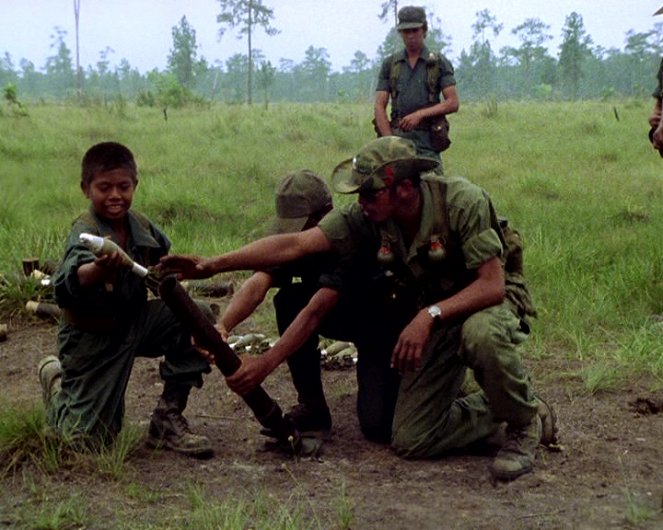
[2,100,663,530]
[1,99,663,386]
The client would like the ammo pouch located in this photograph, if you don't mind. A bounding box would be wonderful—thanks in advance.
[429,115,451,152]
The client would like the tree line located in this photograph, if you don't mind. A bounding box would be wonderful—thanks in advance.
[1,2,662,108]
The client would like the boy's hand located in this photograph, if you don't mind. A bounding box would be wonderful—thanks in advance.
[94,251,124,270]
[193,342,215,365]
[93,251,125,282]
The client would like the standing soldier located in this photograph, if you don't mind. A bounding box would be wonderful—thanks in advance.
[374,5,459,168]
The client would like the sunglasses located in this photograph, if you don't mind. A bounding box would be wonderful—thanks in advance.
[358,186,391,202]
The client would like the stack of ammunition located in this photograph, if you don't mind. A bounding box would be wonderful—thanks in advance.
[227,333,272,354]
[321,341,357,370]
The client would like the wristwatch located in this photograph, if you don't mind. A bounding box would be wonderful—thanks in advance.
[427,304,442,320]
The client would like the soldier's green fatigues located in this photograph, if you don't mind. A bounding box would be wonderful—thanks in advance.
[49,208,210,443]
[376,46,456,161]
[318,175,538,457]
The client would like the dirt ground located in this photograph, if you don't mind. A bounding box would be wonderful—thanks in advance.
[2,313,663,529]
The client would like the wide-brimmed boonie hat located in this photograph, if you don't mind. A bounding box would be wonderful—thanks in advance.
[331,137,439,194]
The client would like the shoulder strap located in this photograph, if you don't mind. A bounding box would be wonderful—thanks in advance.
[425,176,450,242]
[390,51,442,105]
[425,52,441,104]
[389,53,401,101]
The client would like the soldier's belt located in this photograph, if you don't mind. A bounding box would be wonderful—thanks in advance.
[392,119,431,132]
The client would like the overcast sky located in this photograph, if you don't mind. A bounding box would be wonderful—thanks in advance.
[2,0,663,73]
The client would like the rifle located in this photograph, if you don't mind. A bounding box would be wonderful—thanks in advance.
[79,233,305,453]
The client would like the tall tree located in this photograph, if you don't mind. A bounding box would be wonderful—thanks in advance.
[341,50,373,102]
[255,59,275,108]
[558,12,592,99]
[426,11,453,54]
[46,27,75,97]
[504,18,552,71]
[168,16,199,89]
[623,29,657,96]
[224,53,249,102]
[457,9,503,98]
[216,0,279,105]
[300,46,332,101]
[73,0,82,95]
[472,9,503,45]
[378,0,399,27]
[500,17,553,96]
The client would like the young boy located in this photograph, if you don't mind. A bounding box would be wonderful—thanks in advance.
[38,141,213,458]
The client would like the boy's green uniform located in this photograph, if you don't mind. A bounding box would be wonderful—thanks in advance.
[319,173,539,456]
[49,208,211,447]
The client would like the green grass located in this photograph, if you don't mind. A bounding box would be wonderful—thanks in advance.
[1,99,663,388]
[0,398,354,529]
[0,404,143,480]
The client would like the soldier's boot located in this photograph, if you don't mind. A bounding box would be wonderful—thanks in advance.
[485,397,558,449]
[537,396,559,446]
[146,381,214,459]
[37,355,62,408]
[489,413,542,481]
[284,401,332,440]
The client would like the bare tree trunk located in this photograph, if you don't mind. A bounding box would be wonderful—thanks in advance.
[247,0,253,105]
[73,0,82,98]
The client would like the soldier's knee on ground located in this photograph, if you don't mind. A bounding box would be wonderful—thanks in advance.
[391,427,429,459]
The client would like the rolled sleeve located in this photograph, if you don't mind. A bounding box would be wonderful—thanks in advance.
[318,205,368,256]
[462,228,503,269]
[445,177,503,270]
[438,55,456,90]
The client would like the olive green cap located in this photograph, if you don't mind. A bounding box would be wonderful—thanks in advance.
[270,170,332,234]
[397,6,426,30]
[330,137,439,194]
